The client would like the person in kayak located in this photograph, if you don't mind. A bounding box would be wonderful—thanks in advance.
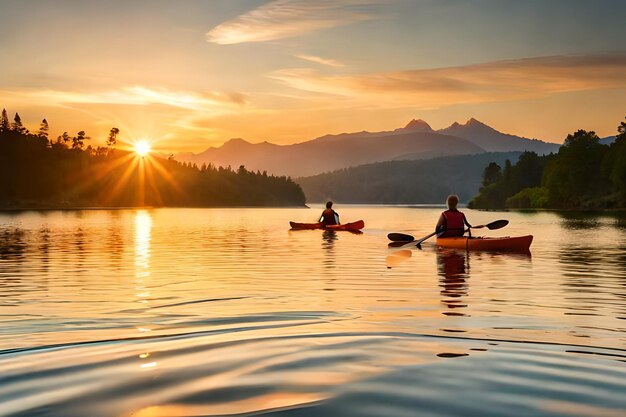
[319,201,340,226]
[435,195,472,237]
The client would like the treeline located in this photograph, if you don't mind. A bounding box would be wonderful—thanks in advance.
[0,109,305,208]
[297,152,522,204]
[469,118,626,210]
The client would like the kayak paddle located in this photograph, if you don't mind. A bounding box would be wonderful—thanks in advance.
[472,219,509,230]
[388,232,415,242]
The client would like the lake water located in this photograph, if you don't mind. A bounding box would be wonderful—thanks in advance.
[1,206,625,417]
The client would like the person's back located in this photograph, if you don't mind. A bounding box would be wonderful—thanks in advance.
[320,201,339,226]
[435,195,471,237]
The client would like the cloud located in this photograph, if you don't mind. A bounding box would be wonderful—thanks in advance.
[206,0,376,45]
[295,54,345,68]
[269,53,626,109]
[1,86,248,114]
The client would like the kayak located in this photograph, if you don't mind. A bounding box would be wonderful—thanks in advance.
[289,220,365,231]
[436,235,533,252]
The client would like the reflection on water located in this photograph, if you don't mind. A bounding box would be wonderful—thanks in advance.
[437,249,469,313]
[0,207,626,417]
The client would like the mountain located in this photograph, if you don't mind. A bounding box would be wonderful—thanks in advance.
[600,136,616,145]
[177,130,484,177]
[174,118,559,177]
[296,152,523,204]
[402,118,434,132]
[438,118,559,154]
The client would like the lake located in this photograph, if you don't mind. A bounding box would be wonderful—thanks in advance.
[1,206,625,417]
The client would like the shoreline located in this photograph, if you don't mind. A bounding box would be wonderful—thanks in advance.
[0,204,309,212]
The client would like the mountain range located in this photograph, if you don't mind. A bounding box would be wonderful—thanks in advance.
[174,119,560,177]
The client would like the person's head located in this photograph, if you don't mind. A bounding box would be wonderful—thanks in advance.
[446,195,459,209]
[326,201,333,209]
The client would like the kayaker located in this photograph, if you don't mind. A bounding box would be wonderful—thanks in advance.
[319,201,340,226]
[435,195,472,237]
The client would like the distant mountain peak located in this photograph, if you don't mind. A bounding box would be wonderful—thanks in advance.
[404,119,433,132]
[466,117,484,126]
[222,138,251,147]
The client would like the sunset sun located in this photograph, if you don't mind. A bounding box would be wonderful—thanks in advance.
[134,141,151,157]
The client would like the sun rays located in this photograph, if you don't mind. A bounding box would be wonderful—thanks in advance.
[134,141,152,157]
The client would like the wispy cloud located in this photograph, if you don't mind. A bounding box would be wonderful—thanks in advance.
[2,86,248,114]
[270,54,626,109]
[206,0,377,45]
[295,54,345,68]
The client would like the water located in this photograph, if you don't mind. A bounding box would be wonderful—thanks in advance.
[1,206,625,417]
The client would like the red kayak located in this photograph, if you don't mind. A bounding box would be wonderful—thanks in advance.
[289,220,365,231]
[436,235,533,252]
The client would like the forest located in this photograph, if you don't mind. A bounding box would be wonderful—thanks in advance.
[469,118,626,210]
[297,152,522,204]
[0,109,306,208]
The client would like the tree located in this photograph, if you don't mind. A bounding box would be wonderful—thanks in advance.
[0,109,9,132]
[617,117,626,140]
[38,119,49,139]
[481,162,502,187]
[606,117,626,196]
[72,131,89,149]
[56,132,71,147]
[543,130,608,207]
[107,127,119,149]
[11,112,26,134]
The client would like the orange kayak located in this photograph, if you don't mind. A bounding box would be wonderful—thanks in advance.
[289,220,365,231]
[436,235,533,251]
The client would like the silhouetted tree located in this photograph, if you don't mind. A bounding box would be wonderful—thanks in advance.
[0,109,9,132]
[56,132,71,147]
[107,127,119,149]
[72,130,88,149]
[11,112,26,134]
[38,119,49,140]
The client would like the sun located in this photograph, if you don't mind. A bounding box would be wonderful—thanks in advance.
[134,141,152,157]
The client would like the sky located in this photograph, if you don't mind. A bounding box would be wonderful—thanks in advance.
[1,0,625,152]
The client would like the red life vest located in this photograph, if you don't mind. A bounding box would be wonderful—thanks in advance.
[440,210,466,237]
[320,208,338,225]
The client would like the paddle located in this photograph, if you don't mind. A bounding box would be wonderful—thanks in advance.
[388,232,414,242]
[388,219,510,249]
[472,219,509,230]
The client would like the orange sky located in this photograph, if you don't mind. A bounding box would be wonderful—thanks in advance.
[1,0,625,152]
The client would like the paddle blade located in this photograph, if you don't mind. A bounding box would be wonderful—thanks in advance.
[486,219,509,230]
[388,232,415,242]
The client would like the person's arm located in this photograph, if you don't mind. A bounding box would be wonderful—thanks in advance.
[463,214,472,228]
[333,210,340,224]
[435,214,446,233]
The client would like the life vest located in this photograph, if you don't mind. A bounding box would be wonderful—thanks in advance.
[320,208,338,225]
[440,209,466,237]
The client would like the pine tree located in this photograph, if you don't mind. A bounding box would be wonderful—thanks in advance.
[0,109,9,132]
[11,112,26,134]
[38,118,49,139]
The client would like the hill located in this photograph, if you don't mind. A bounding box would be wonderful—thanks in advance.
[296,152,522,204]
